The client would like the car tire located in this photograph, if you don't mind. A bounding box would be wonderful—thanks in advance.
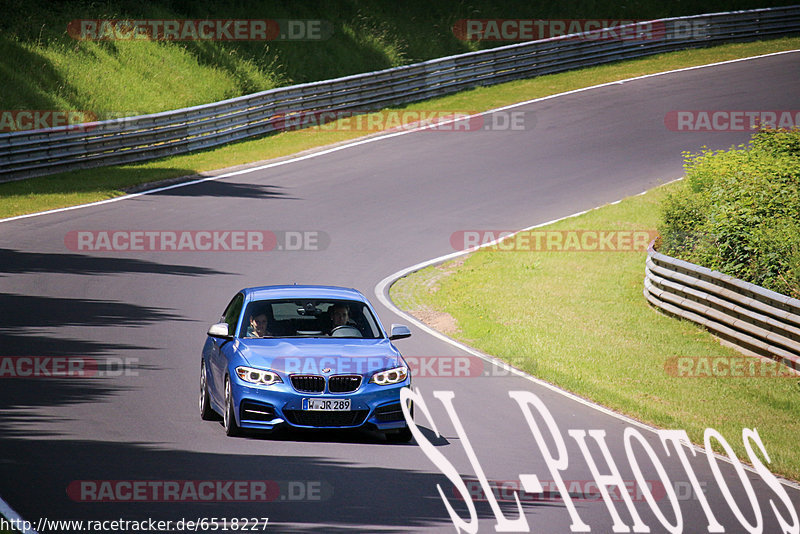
[223,376,241,437]
[199,361,217,421]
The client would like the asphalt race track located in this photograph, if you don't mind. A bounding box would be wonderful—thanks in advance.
[1,52,799,533]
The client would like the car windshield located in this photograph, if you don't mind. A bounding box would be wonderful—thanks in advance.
[239,299,382,339]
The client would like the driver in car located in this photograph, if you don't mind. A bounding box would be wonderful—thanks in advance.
[328,303,358,335]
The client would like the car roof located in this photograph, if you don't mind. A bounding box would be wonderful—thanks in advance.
[241,285,368,302]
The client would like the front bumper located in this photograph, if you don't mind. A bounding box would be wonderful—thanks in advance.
[230,377,410,432]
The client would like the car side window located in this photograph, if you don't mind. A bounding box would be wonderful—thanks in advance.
[356,304,381,338]
[221,293,244,335]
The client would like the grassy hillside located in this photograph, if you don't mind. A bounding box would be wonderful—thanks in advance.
[0,0,793,118]
[0,36,798,219]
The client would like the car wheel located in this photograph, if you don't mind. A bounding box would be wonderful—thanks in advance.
[223,376,241,437]
[199,361,217,421]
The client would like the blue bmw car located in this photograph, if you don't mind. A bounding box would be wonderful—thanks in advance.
[200,285,413,441]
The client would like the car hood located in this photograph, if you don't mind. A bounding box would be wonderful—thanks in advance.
[235,337,403,375]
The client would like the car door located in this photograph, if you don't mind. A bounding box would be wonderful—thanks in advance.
[208,293,244,406]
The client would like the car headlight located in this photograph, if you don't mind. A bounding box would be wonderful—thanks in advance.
[236,366,283,386]
[370,366,408,385]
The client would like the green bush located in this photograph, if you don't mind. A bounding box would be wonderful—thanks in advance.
[659,128,800,298]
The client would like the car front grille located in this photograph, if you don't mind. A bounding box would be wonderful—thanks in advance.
[328,375,361,393]
[290,375,325,393]
[290,374,362,393]
[283,410,369,427]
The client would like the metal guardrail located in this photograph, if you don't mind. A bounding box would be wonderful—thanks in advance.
[644,242,800,370]
[1,6,799,182]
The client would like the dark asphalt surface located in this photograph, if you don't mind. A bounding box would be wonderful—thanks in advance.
[1,52,799,533]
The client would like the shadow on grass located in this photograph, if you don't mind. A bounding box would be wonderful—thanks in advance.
[0,156,301,211]
[0,34,79,111]
[0,165,199,197]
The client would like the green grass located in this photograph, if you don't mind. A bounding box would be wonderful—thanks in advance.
[391,182,800,481]
[2,37,799,219]
[1,0,791,114]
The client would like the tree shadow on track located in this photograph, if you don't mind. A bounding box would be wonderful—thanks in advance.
[0,293,182,330]
[0,334,144,358]
[0,435,559,534]
[0,293,173,430]
[151,181,298,200]
[0,379,125,438]
[243,425,449,447]
[0,248,230,277]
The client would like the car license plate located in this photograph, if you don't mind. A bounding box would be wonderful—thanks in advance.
[303,398,351,411]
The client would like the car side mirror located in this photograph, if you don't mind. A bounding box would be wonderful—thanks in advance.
[389,324,411,340]
[207,322,232,339]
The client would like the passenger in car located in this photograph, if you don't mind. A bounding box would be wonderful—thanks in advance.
[245,311,272,338]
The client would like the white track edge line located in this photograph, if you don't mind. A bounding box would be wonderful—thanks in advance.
[1,51,798,524]
[374,179,800,493]
[1,48,797,225]
[0,498,38,534]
